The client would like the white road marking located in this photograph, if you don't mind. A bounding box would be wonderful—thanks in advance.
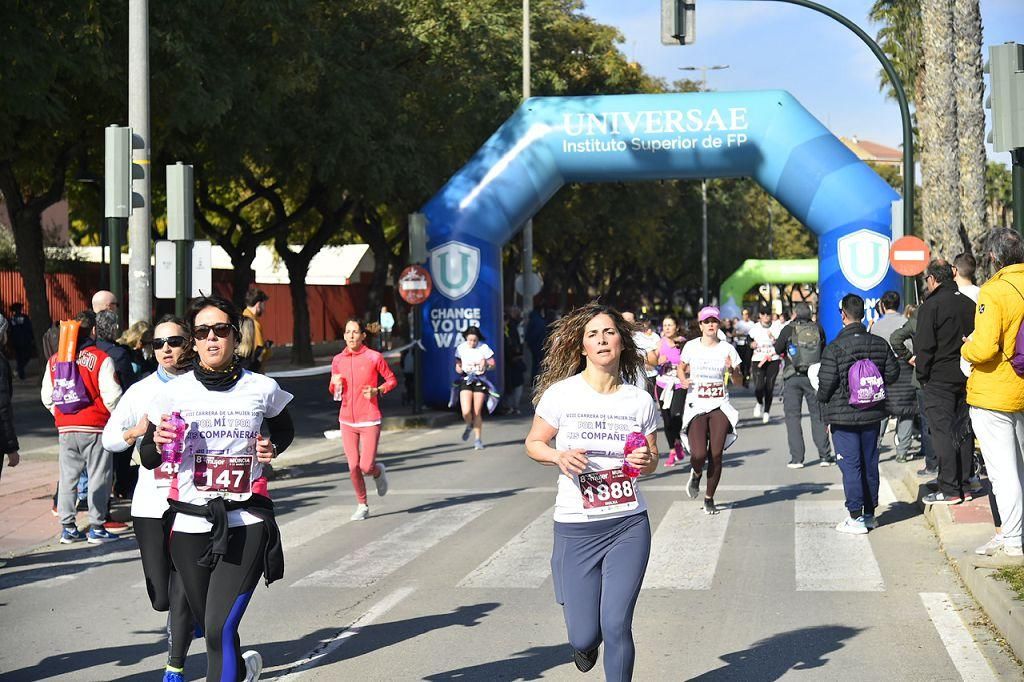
[644,502,731,590]
[293,502,493,588]
[273,586,416,680]
[878,475,897,507]
[378,483,844,496]
[794,501,884,592]
[458,507,554,588]
[281,506,352,553]
[920,592,998,681]
[3,542,139,590]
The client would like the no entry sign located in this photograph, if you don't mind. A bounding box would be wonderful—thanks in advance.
[889,236,930,276]
[398,265,432,305]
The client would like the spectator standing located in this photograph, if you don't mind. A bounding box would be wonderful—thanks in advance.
[8,302,34,380]
[890,308,938,474]
[917,260,977,505]
[41,311,123,544]
[962,228,1024,558]
[117,320,155,378]
[379,306,395,351]
[0,316,20,481]
[503,306,526,414]
[96,310,137,390]
[817,294,900,534]
[953,253,981,303]
[243,288,272,372]
[91,290,117,313]
[773,303,833,468]
[870,291,917,461]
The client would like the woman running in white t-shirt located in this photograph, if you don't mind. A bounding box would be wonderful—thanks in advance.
[453,326,496,450]
[679,307,743,515]
[526,303,658,681]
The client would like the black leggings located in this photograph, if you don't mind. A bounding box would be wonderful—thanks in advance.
[135,517,196,669]
[753,360,781,412]
[687,409,731,499]
[662,410,683,449]
[171,524,267,682]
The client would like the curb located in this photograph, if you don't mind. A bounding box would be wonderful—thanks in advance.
[898,463,1024,661]
[380,411,458,431]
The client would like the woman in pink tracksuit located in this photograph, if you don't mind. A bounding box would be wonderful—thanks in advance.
[330,319,398,520]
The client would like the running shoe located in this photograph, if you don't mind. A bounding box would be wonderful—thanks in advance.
[703,498,719,515]
[87,527,120,544]
[59,527,86,544]
[787,462,804,469]
[835,517,868,535]
[862,514,878,530]
[242,650,263,681]
[665,451,677,467]
[686,472,700,500]
[917,466,938,477]
[752,404,762,419]
[1003,542,1024,558]
[762,412,770,424]
[922,492,964,505]
[163,667,186,682]
[474,439,485,451]
[103,520,130,535]
[461,425,472,442]
[374,462,389,497]
[673,439,686,462]
[975,533,1004,556]
[350,504,369,521]
[572,645,600,673]
[819,459,835,467]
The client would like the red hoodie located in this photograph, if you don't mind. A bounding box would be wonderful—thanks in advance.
[329,345,398,425]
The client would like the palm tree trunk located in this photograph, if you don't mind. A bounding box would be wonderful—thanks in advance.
[920,0,961,258]
[954,0,986,253]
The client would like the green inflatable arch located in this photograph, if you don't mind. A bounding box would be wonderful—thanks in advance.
[719,259,819,318]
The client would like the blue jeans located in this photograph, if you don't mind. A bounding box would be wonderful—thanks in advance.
[832,423,882,518]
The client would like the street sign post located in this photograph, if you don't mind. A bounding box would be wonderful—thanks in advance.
[398,265,433,414]
[889,235,930,277]
[154,240,212,299]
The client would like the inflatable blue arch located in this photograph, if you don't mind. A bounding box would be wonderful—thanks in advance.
[418,90,901,406]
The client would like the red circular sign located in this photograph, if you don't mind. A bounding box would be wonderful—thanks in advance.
[889,236,931,276]
[398,265,432,305]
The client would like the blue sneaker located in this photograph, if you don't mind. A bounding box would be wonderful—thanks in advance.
[59,527,86,544]
[87,527,120,544]
[163,667,186,682]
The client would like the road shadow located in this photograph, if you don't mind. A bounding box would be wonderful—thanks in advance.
[423,643,568,681]
[1,628,178,681]
[726,482,832,510]
[373,489,525,518]
[689,625,864,681]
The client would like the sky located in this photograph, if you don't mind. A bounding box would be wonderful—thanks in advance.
[580,0,1023,165]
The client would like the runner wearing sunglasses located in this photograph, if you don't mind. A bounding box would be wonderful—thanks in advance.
[102,315,197,681]
[139,296,294,682]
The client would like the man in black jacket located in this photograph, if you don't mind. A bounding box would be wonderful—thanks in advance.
[915,259,976,504]
[817,294,900,534]
[774,302,833,468]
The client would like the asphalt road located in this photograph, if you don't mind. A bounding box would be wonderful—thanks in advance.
[1,392,1021,681]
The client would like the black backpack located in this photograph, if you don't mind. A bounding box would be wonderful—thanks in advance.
[788,320,822,373]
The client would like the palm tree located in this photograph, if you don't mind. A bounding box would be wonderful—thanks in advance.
[870,0,924,109]
[920,0,961,258]
[954,0,986,252]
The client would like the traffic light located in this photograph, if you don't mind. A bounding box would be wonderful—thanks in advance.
[985,42,1024,153]
[104,125,132,219]
[661,0,696,46]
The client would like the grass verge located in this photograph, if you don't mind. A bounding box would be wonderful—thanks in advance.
[994,566,1024,601]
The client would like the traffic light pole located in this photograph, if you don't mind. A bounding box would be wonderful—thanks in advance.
[1013,148,1024,235]
[733,0,916,302]
[108,217,126,310]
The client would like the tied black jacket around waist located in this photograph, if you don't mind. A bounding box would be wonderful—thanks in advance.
[816,322,901,426]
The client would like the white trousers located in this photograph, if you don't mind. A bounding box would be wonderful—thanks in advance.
[970,407,1024,545]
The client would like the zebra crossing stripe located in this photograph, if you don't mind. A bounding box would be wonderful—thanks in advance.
[458,507,554,588]
[293,501,494,588]
[281,506,352,553]
[919,592,998,681]
[644,502,731,590]
[794,501,884,592]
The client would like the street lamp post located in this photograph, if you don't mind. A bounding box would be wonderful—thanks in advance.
[521,0,534,320]
[679,64,730,306]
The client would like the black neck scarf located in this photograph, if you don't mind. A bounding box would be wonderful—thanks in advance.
[192,356,244,392]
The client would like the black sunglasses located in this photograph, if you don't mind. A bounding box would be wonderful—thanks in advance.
[193,323,237,340]
[151,335,187,350]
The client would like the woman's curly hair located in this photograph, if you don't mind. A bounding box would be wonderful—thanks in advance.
[532,302,642,405]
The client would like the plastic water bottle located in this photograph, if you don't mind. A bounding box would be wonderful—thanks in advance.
[161,411,187,464]
[622,429,646,478]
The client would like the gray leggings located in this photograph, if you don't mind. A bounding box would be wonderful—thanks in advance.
[551,512,651,682]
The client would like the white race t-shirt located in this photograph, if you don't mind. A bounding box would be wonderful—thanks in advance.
[101,367,179,519]
[535,374,658,524]
[681,339,741,414]
[149,370,293,533]
[748,323,781,362]
[633,331,660,377]
[455,342,494,375]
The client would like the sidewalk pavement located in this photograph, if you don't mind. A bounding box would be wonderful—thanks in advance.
[888,458,1024,662]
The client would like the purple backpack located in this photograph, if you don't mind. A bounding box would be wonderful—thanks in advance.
[52,359,91,414]
[1002,279,1024,377]
[848,358,886,409]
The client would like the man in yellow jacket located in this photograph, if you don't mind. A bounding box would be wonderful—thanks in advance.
[962,227,1024,560]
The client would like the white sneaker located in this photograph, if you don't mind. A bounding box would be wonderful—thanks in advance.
[374,462,389,497]
[762,412,770,424]
[350,504,369,521]
[1003,541,1023,557]
[862,514,878,530]
[243,650,263,681]
[752,404,762,418]
[787,462,804,469]
[836,517,868,535]
[975,533,1004,556]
